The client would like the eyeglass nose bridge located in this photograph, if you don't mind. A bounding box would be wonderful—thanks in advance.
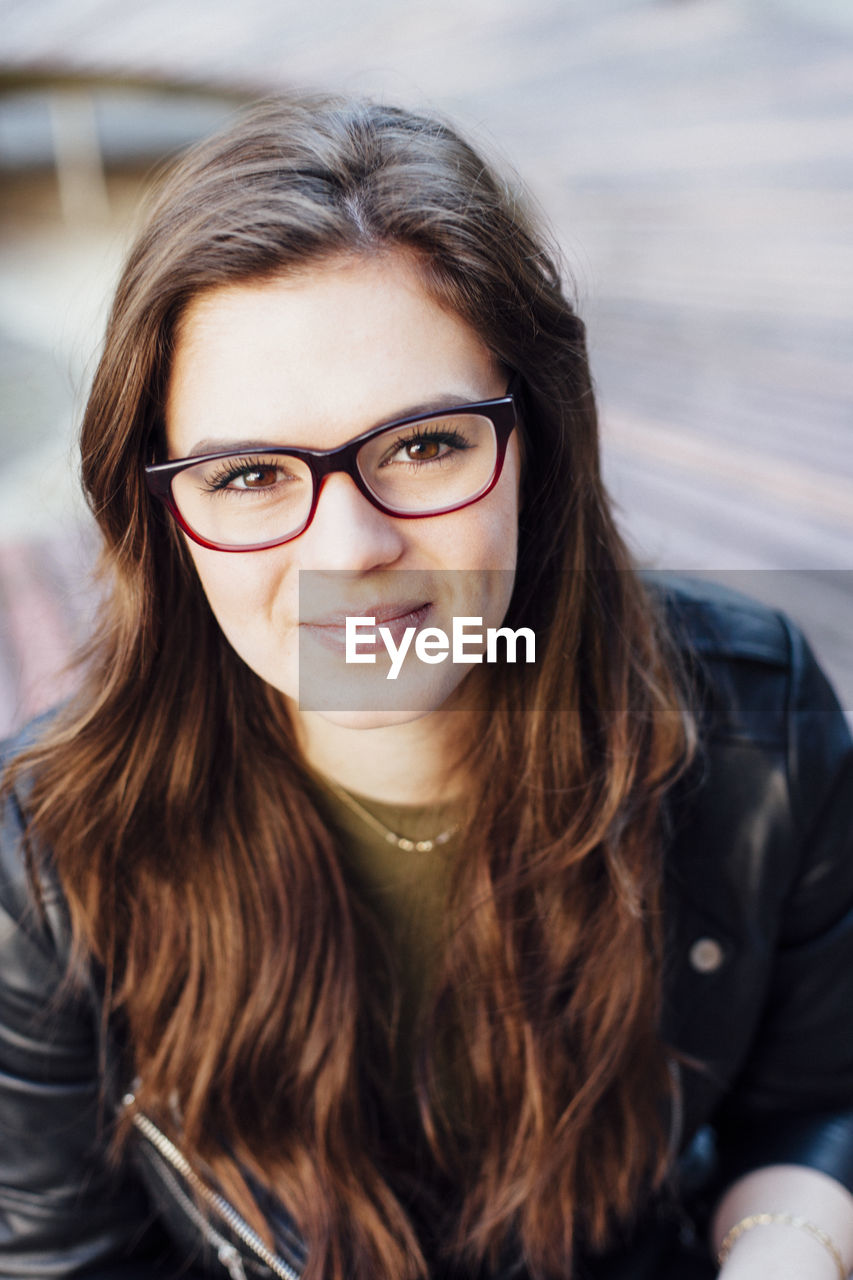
[299,436,391,530]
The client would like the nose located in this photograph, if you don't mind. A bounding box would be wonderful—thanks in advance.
[297,471,406,572]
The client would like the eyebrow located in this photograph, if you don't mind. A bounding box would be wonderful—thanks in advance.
[183,392,495,458]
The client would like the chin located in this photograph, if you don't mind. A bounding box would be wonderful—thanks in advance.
[293,649,477,724]
[312,705,441,731]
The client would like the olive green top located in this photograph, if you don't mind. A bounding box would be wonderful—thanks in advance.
[310,777,465,1123]
[313,780,461,986]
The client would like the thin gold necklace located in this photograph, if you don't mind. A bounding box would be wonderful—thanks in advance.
[325,780,460,853]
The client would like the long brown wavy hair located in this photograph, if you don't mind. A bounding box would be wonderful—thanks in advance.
[6,96,695,1279]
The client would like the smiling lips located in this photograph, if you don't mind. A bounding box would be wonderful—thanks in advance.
[300,601,433,654]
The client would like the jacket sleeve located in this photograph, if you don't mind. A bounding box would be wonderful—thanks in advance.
[710,618,853,1192]
[0,752,196,1278]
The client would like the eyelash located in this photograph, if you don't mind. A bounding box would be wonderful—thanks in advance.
[384,426,473,461]
[204,456,287,492]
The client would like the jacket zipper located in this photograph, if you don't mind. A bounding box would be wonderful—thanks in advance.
[124,1093,302,1280]
[146,1146,250,1280]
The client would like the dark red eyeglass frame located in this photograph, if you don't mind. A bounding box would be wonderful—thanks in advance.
[144,385,519,553]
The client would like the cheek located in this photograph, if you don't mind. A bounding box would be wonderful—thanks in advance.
[423,466,518,630]
[505,433,523,512]
[479,444,521,569]
[444,433,521,561]
[185,543,295,648]
[184,547,303,699]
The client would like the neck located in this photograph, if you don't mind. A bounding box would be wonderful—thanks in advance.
[294,707,476,805]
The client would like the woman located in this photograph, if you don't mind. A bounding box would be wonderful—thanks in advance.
[1,94,852,1280]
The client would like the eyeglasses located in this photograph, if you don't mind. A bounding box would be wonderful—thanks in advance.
[145,389,518,552]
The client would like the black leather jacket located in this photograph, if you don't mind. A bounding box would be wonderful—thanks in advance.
[2,576,853,1279]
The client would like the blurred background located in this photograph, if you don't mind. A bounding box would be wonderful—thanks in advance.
[1,0,851,733]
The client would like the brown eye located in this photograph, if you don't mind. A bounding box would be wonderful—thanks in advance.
[370,421,474,474]
[239,467,278,489]
[405,439,441,461]
[202,456,304,496]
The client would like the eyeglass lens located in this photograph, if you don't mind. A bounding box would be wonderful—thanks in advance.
[169,412,499,548]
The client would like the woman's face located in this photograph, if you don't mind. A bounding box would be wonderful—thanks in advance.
[165,253,521,728]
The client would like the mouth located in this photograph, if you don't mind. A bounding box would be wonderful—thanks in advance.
[300,601,433,656]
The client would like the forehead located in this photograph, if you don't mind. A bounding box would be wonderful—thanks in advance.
[165,253,500,455]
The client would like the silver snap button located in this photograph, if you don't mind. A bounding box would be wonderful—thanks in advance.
[689,937,724,973]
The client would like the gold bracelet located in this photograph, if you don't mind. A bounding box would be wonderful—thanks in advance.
[717,1211,846,1278]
